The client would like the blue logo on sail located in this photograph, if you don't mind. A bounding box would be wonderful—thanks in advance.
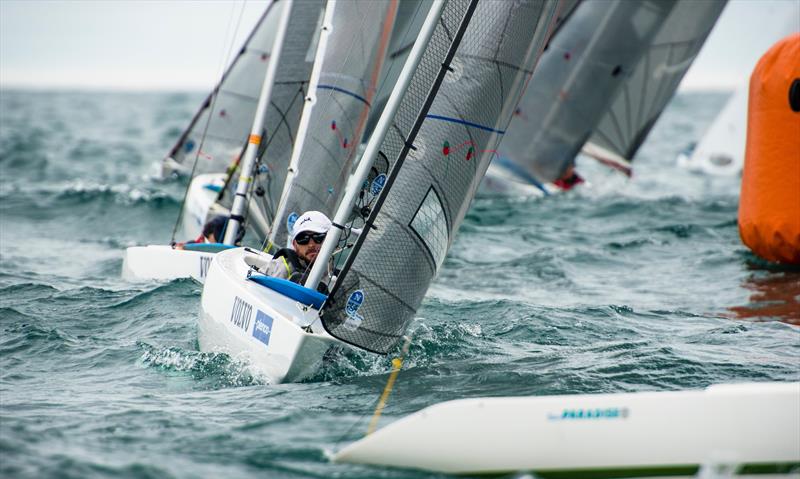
[344,290,364,331]
[287,212,299,234]
[252,310,273,347]
[371,174,386,195]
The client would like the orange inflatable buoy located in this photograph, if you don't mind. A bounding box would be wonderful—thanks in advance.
[739,33,800,264]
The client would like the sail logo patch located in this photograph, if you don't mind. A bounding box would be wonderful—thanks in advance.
[230,296,253,332]
[344,290,364,331]
[287,212,299,234]
[371,174,386,195]
[252,310,273,347]
[547,407,629,421]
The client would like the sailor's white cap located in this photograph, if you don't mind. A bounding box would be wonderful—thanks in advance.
[291,211,332,243]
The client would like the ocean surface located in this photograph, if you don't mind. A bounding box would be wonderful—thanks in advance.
[1,89,798,479]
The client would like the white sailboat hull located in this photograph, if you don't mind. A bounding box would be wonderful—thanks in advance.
[335,382,800,476]
[198,247,341,384]
[181,173,226,239]
[122,245,216,283]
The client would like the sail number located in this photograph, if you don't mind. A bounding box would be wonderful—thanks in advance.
[199,256,212,279]
[230,296,253,332]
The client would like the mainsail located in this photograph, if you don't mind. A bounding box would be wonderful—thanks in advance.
[497,0,674,184]
[316,0,559,354]
[584,0,727,170]
[267,0,399,249]
[216,0,324,242]
[161,1,283,178]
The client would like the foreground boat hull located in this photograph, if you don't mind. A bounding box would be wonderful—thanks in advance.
[198,247,340,383]
[122,245,216,283]
[335,382,800,476]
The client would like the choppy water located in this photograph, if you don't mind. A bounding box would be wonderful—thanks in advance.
[1,89,798,479]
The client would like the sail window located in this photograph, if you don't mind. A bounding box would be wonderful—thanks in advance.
[409,187,448,271]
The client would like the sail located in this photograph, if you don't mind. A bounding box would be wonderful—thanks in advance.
[584,0,727,169]
[216,0,324,242]
[497,0,675,184]
[319,0,559,354]
[161,1,284,178]
[267,0,399,249]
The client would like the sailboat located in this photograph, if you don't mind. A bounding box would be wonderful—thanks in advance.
[122,0,322,282]
[334,381,800,475]
[483,0,726,196]
[198,0,560,383]
[677,7,799,177]
[482,0,676,196]
[161,2,285,236]
[582,0,727,174]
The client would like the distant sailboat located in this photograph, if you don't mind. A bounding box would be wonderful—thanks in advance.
[122,0,322,282]
[197,0,560,382]
[484,0,675,195]
[583,0,727,174]
[483,0,726,195]
[677,8,798,176]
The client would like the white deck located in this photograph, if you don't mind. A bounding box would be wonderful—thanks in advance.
[198,247,342,383]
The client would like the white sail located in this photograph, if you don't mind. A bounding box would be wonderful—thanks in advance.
[161,1,284,179]
[267,0,399,250]
[215,0,324,242]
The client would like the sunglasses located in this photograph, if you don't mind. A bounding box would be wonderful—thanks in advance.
[295,232,327,245]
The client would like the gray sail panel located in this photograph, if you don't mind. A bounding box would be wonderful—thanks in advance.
[163,1,283,178]
[587,0,726,163]
[320,0,558,354]
[217,0,324,242]
[270,0,397,248]
[498,0,674,184]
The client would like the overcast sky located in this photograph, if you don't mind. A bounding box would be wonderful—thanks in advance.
[1,0,798,92]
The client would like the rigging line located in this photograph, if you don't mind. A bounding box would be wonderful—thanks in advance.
[316,85,370,106]
[367,335,413,435]
[170,0,248,243]
[424,114,506,134]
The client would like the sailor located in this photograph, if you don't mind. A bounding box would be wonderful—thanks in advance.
[264,211,332,288]
[174,215,228,249]
[552,164,584,190]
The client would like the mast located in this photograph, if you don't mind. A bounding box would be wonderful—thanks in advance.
[267,0,336,249]
[223,0,294,244]
[304,0,446,290]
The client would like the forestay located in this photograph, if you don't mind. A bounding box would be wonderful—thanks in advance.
[585,0,727,168]
[268,0,399,249]
[216,0,324,242]
[161,1,283,178]
[496,0,674,184]
[319,0,559,354]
